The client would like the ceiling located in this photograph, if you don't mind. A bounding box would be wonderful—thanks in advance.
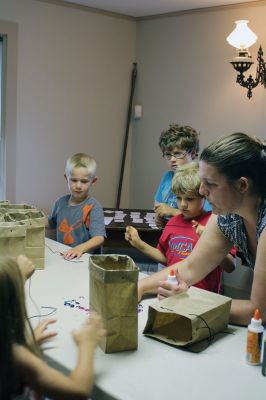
[61,0,259,18]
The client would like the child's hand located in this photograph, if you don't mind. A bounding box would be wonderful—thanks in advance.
[154,203,173,218]
[62,246,83,260]
[157,270,188,300]
[72,312,106,348]
[17,255,35,281]
[125,226,141,248]
[154,214,166,228]
[33,319,57,345]
[192,220,205,237]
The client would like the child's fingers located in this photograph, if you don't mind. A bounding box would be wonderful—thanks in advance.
[41,330,58,341]
[34,319,58,344]
[63,250,79,260]
[125,227,132,241]
[125,226,138,242]
[39,318,57,328]
[72,313,105,342]
[126,225,135,234]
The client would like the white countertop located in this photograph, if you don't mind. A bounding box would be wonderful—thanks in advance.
[26,238,266,400]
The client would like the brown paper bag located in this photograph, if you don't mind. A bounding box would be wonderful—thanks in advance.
[4,210,45,269]
[143,286,231,348]
[0,221,27,258]
[0,203,36,211]
[89,254,139,353]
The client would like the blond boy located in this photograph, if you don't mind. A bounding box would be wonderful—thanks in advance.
[126,162,235,293]
[47,153,105,259]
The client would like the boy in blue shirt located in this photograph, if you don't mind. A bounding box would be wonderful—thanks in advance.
[47,153,106,259]
[154,123,211,227]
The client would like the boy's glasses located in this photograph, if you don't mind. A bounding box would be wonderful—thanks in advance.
[163,151,187,160]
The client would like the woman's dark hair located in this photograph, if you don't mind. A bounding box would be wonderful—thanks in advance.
[200,132,266,196]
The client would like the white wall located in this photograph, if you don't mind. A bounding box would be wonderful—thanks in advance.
[130,3,266,208]
[1,1,266,213]
[0,0,136,213]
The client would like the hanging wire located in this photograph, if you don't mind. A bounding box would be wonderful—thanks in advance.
[27,277,57,322]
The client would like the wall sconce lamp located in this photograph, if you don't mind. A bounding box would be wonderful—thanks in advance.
[226,20,266,98]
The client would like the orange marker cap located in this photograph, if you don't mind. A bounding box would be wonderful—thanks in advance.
[254,309,260,320]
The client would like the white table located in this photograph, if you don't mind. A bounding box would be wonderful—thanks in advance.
[26,238,266,400]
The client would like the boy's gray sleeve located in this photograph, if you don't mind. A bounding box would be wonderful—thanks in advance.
[88,201,106,237]
[47,199,59,228]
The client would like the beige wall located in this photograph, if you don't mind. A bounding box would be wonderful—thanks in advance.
[0,0,136,213]
[1,1,266,213]
[130,2,266,208]
[0,20,18,202]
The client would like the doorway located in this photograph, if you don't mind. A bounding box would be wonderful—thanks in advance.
[0,35,7,200]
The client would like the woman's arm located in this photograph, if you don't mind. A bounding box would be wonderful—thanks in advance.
[15,313,105,400]
[138,215,231,300]
[230,228,266,325]
[191,219,236,273]
[155,219,266,326]
[219,254,236,273]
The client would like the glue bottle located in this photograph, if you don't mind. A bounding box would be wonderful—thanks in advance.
[262,338,266,376]
[246,309,264,365]
[166,269,178,285]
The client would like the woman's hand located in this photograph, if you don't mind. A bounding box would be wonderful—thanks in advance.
[157,270,189,300]
[33,319,58,345]
[17,255,35,282]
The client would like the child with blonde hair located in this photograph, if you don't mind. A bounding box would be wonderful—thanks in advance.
[47,153,106,259]
[0,255,105,400]
[126,162,235,293]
